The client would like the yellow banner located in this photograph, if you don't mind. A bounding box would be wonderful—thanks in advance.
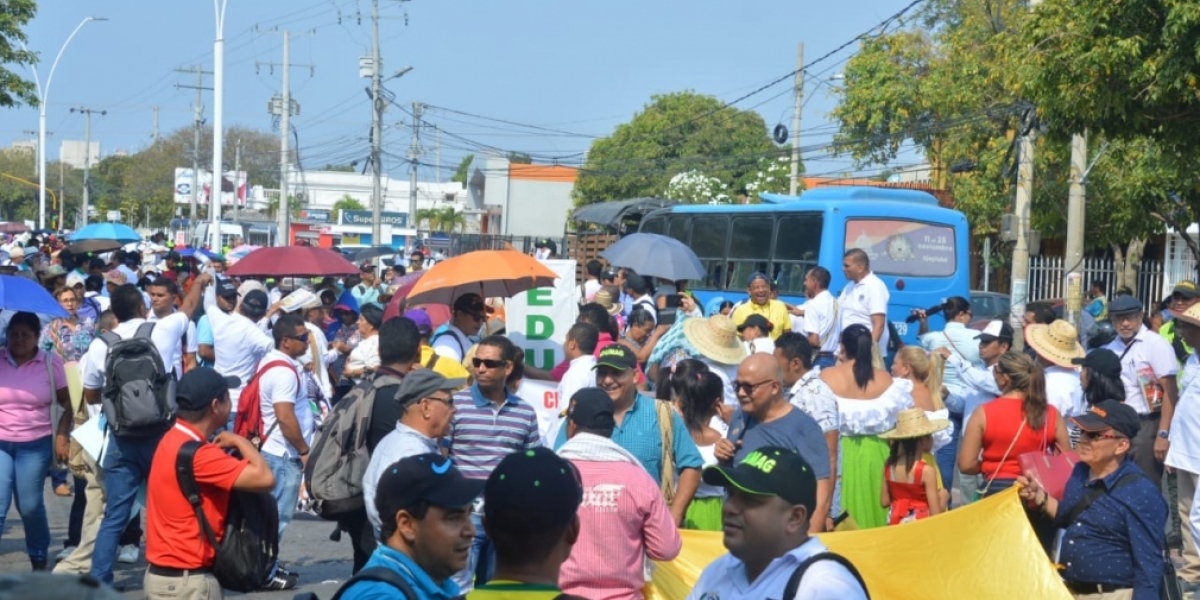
[647,487,1071,600]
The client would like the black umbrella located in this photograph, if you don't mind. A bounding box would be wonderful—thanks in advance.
[353,246,399,263]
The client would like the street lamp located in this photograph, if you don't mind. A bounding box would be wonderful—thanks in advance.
[209,0,230,250]
[31,16,107,231]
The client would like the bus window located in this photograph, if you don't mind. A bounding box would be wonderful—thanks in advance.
[691,215,729,289]
[728,217,773,290]
[773,214,823,295]
[667,216,689,245]
[845,218,956,277]
[641,216,665,236]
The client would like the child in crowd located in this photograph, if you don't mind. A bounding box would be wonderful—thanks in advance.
[879,408,949,525]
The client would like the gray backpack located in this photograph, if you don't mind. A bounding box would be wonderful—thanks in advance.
[304,373,402,520]
[99,322,177,437]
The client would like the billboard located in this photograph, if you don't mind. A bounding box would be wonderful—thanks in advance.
[174,168,248,206]
[338,210,408,227]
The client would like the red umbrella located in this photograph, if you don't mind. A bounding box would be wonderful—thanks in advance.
[226,246,358,278]
[382,271,452,328]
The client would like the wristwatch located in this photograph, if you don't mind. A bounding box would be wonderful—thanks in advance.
[1158,430,1170,439]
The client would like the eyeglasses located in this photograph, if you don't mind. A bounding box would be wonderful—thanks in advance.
[464,311,486,322]
[1082,430,1126,442]
[59,296,78,304]
[288,332,310,344]
[734,379,775,395]
[424,395,453,406]
[472,357,507,369]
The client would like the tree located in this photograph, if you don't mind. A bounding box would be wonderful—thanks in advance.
[664,170,731,205]
[744,155,796,198]
[323,163,357,172]
[265,194,303,220]
[574,91,777,206]
[0,0,37,108]
[413,207,436,230]
[506,151,532,165]
[431,206,467,232]
[332,195,365,215]
[451,154,473,189]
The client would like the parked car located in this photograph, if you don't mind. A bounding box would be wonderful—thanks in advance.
[970,291,1010,322]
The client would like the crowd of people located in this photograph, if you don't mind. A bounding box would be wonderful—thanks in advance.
[0,233,1194,600]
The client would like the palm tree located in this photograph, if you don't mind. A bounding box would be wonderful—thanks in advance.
[413,207,437,231]
[434,206,467,232]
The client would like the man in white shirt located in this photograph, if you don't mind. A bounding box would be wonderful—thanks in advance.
[256,314,314,562]
[547,323,599,445]
[688,447,869,600]
[623,274,657,326]
[577,260,603,305]
[1104,294,1180,484]
[432,293,487,363]
[1025,320,1087,422]
[1164,305,1200,595]
[210,288,277,426]
[79,277,210,585]
[838,248,890,362]
[144,278,197,377]
[802,267,840,370]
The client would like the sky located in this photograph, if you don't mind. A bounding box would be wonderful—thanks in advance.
[7,0,927,185]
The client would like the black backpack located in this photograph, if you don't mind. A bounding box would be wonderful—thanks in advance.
[782,551,870,599]
[177,441,280,592]
[99,322,177,437]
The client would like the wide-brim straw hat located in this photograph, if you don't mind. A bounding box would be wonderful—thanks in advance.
[1172,303,1200,328]
[593,289,623,316]
[879,407,951,440]
[683,314,747,366]
[1026,320,1085,368]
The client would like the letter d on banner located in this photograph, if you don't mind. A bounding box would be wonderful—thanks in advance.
[527,315,554,340]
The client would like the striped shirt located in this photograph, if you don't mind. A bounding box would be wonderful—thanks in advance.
[449,385,541,480]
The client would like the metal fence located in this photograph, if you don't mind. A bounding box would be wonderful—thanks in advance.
[439,233,571,257]
[1028,255,1164,312]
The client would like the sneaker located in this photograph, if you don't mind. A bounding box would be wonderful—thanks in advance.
[30,559,47,571]
[56,546,76,561]
[259,570,298,591]
[117,544,139,564]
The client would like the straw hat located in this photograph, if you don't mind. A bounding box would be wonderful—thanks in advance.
[1172,303,1200,328]
[1025,320,1085,368]
[879,407,951,440]
[593,289,623,316]
[683,314,747,366]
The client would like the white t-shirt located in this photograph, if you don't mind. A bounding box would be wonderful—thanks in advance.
[838,272,890,350]
[578,279,602,304]
[557,354,597,408]
[81,315,191,390]
[686,537,867,600]
[701,357,740,407]
[346,334,381,377]
[257,350,313,459]
[1044,365,1085,420]
[745,336,776,356]
[1167,354,1200,474]
[804,290,840,354]
[209,309,275,412]
[147,310,196,377]
[1103,327,1179,415]
[432,324,474,363]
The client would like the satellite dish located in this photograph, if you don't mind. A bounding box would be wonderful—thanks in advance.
[773,124,789,145]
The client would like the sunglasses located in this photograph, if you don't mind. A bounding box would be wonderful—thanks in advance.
[288,332,310,344]
[472,357,507,369]
[464,311,486,322]
[734,379,775,395]
[1082,430,1126,442]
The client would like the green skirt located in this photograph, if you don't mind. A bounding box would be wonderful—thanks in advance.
[842,434,890,529]
[684,496,724,531]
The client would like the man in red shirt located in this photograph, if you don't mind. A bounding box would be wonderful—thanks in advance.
[144,367,276,599]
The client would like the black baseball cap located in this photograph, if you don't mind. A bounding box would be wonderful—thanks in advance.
[737,314,772,333]
[452,293,485,313]
[484,448,583,533]
[567,388,616,430]
[1070,400,1141,439]
[1071,349,1122,380]
[375,453,483,524]
[1108,295,1143,315]
[703,446,818,514]
[396,370,466,408]
[594,344,637,372]
[215,279,238,298]
[359,263,376,273]
[240,289,269,318]
[176,367,240,411]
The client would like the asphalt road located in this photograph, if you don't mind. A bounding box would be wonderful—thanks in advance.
[0,481,359,599]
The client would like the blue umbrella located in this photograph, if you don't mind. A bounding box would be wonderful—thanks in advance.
[0,275,68,317]
[599,232,705,282]
[176,247,222,260]
[69,223,141,244]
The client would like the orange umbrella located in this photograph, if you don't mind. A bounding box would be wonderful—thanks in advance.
[403,249,558,306]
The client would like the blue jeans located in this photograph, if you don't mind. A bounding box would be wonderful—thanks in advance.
[813,355,837,370]
[91,433,161,584]
[935,411,963,493]
[0,436,53,562]
[264,453,302,537]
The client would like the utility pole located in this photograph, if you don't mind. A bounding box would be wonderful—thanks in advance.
[370,0,384,246]
[409,102,423,233]
[70,107,105,227]
[435,125,441,183]
[788,42,804,196]
[1064,133,1087,331]
[232,140,242,223]
[175,65,212,234]
[1009,108,1037,349]
[260,28,313,247]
